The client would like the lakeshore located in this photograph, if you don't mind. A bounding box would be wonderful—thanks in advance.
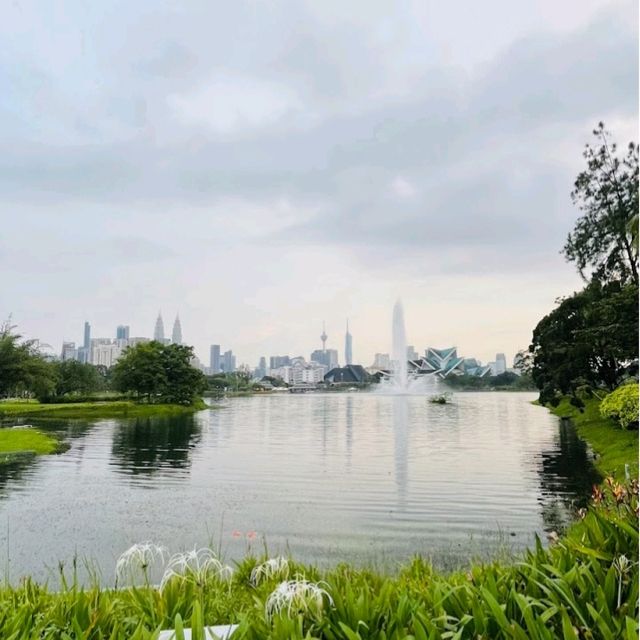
[0,398,208,420]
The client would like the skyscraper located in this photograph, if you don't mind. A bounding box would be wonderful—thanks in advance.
[495,353,507,375]
[83,321,91,350]
[116,325,130,340]
[210,344,221,373]
[344,320,353,365]
[171,314,182,345]
[223,350,236,373]
[153,312,164,342]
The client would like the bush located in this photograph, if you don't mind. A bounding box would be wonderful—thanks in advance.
[601,383,639,429]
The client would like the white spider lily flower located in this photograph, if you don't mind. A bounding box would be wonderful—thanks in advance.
[115,542,168,586]
[265,579,333,619]
[160,547,234,590]
[250,557,290,586]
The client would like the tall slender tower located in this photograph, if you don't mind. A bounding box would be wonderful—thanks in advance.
[153,312,165,342]
[83,321,91,349]
[345,319,353,365]
[172,314,182,345]
[320,321,328,352]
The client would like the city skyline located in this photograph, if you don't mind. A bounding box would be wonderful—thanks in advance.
[53,312,516,373]
[2,1,636,372]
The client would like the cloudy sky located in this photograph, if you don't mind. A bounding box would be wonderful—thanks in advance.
[1,0,637,368]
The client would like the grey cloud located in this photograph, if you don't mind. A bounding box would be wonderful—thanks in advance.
[0,1,637,280]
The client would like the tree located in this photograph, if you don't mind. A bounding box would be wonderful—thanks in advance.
[160,343,206,404]
[0,322,57,400]
[563,123,639,285]
[53,360,102,397]
[112,341,205,404]
[529,281,638,404]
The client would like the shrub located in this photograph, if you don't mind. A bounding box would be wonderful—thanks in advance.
[601,383,639,429]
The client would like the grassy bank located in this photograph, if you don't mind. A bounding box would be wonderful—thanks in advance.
[0,478,636,639]
[548,397,638,480]
[0,398,208,420]
[0,427,66,466]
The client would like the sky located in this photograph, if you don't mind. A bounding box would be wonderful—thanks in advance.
[1,0,638,368]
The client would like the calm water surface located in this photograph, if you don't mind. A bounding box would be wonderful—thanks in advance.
[0,392,597,583]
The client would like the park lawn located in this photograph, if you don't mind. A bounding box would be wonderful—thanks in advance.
[549,396,638,480]
[0,399,208,420]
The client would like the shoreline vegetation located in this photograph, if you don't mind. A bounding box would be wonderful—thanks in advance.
[547,396,638,481]
[0,396,634,638]
[0,399,208,466]
[0,398,208,420]
[0,427,67,467]
[0,476,635,638]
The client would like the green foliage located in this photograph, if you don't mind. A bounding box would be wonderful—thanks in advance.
[564,122,639,285]
[0,399,207,419]
[600,383,639,430]
[113,342,206,405]
[206,372,256,395]
[0,322,57,400]
[530,280,638,403]
[444,372,535,391]
[548,397,638,480]
[52,359,104,398]
[0,481,635,638]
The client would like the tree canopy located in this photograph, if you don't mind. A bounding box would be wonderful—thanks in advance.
[0,322,57,400]
[563,123,639,285]
[530,281,638,404]
[112,341,205,404]
[531,123,639,405]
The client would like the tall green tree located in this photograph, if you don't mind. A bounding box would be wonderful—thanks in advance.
[563,123,639,285]
[530,281,638,404]
[112,341,205,404]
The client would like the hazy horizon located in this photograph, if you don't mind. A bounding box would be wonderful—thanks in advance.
[2,0,638,367]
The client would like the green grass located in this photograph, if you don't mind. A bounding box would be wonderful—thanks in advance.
[548,397,638,480]
[0,398,208,420]
[0,479,636,638]
[0,428,64,466]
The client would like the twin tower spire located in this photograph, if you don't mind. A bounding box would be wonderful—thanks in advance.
[154,312,182,345]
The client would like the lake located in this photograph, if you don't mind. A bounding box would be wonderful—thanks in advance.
[0,392,597,584]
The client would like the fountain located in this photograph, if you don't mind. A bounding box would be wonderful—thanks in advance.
[392,300,409,390]
[379,299,439,395]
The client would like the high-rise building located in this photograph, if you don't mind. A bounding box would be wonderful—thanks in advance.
[91,341,123,368]
[311,349,338,369]
[61,341,77,361]
[83,321,91,349]
[255,356,267,379]
[116,325,130,340]
[210,345,221,373]
[270,355,291,369]
[171,314,182,345]
[372,353,391,369]
[495,353,507,375]
[153,312,164,342]
[222,350,236,373]
[344,320,353,365]
[407,345,419,361]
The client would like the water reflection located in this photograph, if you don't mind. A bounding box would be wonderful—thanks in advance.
[110,414,202,476]
[0,393,601,582]
[536,418,600,531]
[392,396,409,509]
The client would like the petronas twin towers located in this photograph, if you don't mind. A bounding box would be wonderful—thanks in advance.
[153,312,182,345]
